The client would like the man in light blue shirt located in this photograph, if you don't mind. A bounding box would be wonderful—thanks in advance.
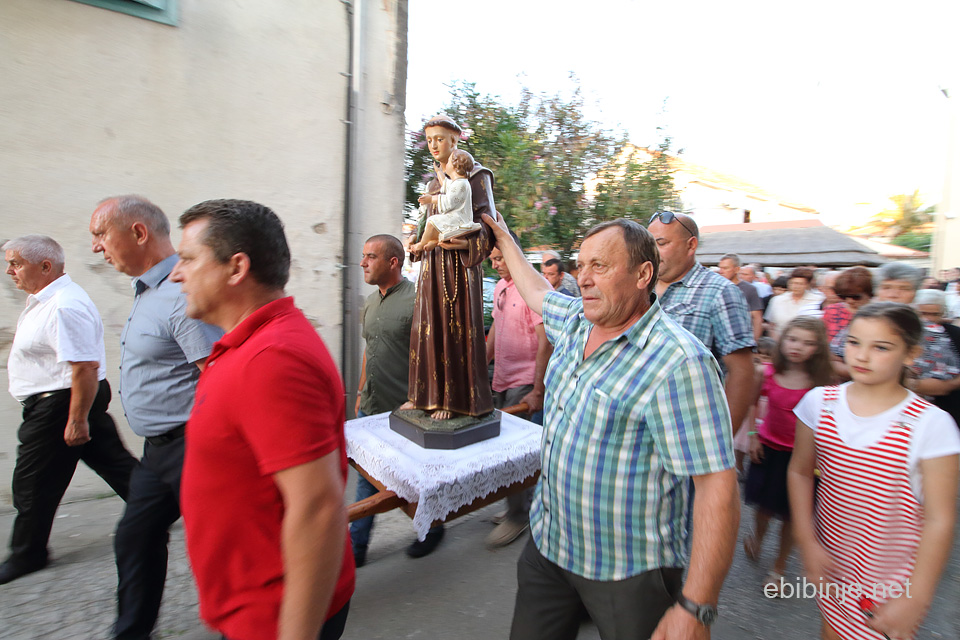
[90,195,221,640]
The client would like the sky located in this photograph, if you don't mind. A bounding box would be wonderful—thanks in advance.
[405,0,959,227]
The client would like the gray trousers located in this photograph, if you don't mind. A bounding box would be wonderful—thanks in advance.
[510,539,682,640]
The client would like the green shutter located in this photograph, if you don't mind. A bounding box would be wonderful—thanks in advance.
[67,0,178,27]
[130,0,166,10]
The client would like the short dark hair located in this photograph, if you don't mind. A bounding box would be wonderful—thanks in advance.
[789,267,815,283]
[366,234,404,266]
[835,266,873,298]
[543,258,564,273]
[179,199,290,289]
[583,219,659,292]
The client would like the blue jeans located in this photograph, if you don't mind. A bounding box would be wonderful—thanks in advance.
[349,411,376,549]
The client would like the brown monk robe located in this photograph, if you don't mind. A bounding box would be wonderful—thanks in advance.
[408,160,496,417]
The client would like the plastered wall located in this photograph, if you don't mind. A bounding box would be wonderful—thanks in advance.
[0,0,408,504]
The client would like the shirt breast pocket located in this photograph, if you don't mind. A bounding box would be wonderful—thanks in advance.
[386,316,413,344]
[582,386,625,443]
[663,300,711,329]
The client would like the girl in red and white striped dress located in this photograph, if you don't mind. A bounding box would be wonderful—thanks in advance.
[788,303,960,640]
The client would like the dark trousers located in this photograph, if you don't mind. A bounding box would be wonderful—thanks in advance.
[510,538,682,640]
[222,601,350,640]
[7,380,136,568]
[113,434,184,640]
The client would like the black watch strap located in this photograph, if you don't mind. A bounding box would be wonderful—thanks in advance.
[676,592,718,626]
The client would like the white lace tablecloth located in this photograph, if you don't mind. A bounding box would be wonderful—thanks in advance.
[345,412,543,540]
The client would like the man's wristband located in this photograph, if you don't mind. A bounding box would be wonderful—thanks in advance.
[676,592,718,626]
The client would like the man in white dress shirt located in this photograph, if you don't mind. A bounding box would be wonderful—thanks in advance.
[0,235,136,585]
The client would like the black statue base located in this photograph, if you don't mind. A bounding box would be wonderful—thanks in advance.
[389,409,501,450]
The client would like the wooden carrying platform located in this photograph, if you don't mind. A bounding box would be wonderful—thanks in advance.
[347,403,534,526]
[347,463,540,527]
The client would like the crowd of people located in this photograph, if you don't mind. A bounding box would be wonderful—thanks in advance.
[1,114,958,640]
[709,250,960,640]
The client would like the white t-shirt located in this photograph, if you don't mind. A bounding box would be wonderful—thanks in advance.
[794,383,960,501]
[8,274,107,402]
[764,290,824,331]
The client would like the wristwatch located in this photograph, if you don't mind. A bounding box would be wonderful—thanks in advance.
[676,592,718,626]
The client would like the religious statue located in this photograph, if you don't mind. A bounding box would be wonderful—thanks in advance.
[409,149,481,253]
[399,115,496,423]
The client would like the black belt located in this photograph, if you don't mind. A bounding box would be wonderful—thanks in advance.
[21,388,71,407]
[145,424,186,446]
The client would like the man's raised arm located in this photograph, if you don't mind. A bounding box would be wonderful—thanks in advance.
[481,213,553,316]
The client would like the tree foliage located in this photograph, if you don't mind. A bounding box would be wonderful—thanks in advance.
[890,231,932,253]
[873,189,935,236]
[404,80,680,263]
[590,137,683,228]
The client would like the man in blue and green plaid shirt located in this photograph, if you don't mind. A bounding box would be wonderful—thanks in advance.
[481,213,739,640]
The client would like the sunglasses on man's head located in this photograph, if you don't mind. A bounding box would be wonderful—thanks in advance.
[649,211,696,238]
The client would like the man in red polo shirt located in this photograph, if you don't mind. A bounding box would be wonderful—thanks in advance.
[171,199,353,640]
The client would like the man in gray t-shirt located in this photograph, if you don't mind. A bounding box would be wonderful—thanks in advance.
[719,253,763,341]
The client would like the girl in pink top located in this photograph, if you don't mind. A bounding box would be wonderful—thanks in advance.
[789,303,960,640]
[744,316,835,592]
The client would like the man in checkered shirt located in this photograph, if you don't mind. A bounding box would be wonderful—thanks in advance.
[481,213,739,640]
[649,212,756,436]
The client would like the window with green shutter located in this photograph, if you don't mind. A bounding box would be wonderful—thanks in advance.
[67,0,179,26]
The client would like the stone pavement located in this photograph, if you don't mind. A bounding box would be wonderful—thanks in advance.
[0,472,957,639]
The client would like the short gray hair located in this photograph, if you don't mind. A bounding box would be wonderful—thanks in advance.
[877,262,922,290]
[541,250,561,262]
[719,253,741,267]
[816,270,840,286]
[2,234,65,268]
[913,288,947,312]
[99,195,171,236]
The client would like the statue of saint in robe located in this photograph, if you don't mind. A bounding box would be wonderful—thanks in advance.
[403,115,496,420]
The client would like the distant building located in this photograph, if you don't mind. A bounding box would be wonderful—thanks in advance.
[610,145,820,226]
